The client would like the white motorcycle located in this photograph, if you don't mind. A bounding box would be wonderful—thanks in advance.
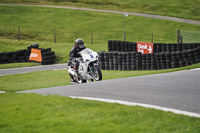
[68,48,102,84]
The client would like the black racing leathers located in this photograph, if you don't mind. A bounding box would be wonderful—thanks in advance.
[68,45,86,66]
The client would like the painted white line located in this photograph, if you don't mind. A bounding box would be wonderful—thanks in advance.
[70,96,200,118]
[191,68,200,71]
[174,68,200,73]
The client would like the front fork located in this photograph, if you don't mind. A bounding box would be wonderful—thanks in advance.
[88,62,98,77]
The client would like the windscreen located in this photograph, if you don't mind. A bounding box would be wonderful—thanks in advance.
[79,48,92,55]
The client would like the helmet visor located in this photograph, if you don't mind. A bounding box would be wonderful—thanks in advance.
[78,44,85,49]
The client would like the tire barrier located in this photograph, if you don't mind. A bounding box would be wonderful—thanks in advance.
[108,40,200,53]
[0,49,29,64]
[153,43,200,53]
[108,40,137,52]
[0,44,56,65]
[98,47,200,71]
[41,50,56,65]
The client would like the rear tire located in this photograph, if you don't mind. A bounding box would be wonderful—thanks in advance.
[76,76,87,84]
[76,75,83,84]
[82,80,87,83]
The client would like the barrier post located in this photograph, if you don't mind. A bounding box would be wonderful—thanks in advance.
[123,13,128,41]
[124,32,126,41]
[177,29,180,44]
[18,26,21,41]
[91,31,93,44]
[54,29,56,43]
[8,26,10,36]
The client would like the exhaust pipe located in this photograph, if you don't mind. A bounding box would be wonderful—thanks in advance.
[68,68,77,76]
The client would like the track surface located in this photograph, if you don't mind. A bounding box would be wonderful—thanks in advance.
[0,4,200,25]
[19,68,200,114]
[0,63,67,76]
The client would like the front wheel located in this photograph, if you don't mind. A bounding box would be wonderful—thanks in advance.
[93,66,102,81]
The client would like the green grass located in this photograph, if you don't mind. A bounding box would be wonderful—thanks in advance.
[0,0,200,20]
[1,63,200,92]
[0,93,200,133]
[0,69,69,92]
[0,5,200,45]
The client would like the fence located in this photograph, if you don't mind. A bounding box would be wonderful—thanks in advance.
[0,25,150,44]
[1,25,200,44]
[181,30,200,43]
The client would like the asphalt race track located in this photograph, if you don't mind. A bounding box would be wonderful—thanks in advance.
[0,63,67,76]
[19,68,200,116]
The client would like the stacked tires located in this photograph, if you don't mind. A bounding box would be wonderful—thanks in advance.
[98,52,105,70]
[0,44,56,65]
[153,43,200,53]
[108,40,200,53]
[0,49,29,64]
[98,40,200,71]
[41,48,56,65]
[108,40,137,52]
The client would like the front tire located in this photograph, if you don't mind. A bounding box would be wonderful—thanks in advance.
[93,66,102,81]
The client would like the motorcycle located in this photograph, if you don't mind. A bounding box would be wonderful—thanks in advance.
[67,48,102,84]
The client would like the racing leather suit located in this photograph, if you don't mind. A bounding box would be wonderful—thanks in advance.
[68,45,86,66]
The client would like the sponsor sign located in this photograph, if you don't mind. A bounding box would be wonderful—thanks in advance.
[137,42,153,54]
[29,48,42,62]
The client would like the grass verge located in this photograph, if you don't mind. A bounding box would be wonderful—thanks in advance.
[0,93,200,133]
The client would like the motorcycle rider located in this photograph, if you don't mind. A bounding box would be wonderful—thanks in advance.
[68,38,86,82]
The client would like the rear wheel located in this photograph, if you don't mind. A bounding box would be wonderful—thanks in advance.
[82,80,87,83]
[76,75,83,84]
[93,66,102,81]
[76,75,87,84]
